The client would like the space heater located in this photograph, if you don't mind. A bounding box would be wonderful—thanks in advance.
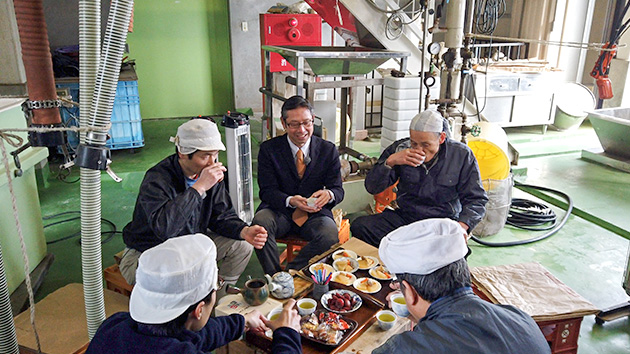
[222,112,254,224]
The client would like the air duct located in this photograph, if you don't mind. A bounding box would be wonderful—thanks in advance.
[13,0,64,147]
[78,0,134,338]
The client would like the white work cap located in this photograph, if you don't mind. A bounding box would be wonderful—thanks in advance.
[130,233,218,324]
[169,119,226,154]
[409,110,444,133]
[379,218,468,275]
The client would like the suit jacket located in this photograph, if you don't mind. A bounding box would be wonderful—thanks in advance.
[257,135,344,220]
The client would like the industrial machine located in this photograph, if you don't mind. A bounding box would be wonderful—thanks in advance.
[222,112,255,224]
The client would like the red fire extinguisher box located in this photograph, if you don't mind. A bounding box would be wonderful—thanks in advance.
[260,13,322,72]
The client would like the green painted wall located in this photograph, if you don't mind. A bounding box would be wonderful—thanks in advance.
[127,0,234,119]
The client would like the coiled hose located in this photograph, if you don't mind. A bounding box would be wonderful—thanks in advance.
[470,183,574,247]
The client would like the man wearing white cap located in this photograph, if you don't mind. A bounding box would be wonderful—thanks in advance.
[120,119,268,294]
[373,219,550,354]
[86,234,302,354]
[351,109,487,247]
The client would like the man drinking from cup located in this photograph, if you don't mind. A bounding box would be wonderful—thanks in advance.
[374,218,550,354]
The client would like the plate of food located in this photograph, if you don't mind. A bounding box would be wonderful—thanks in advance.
[332,257,359,273]
[321,289,362,313]
[356,255,379,270]
[369,265,393,280]
[332,249,358,260]
[353,277,382,294]
[309,262,334,276]
[300,310,358,346]
[331,271,357,286]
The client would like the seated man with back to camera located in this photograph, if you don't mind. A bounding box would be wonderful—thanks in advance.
[252,95,344,275]
[120,118,268,295]
[86,233,302,354]
[374,218,551,354]
[351,109,488,247]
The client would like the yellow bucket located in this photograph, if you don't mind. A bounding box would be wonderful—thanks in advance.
[466,121,510,181]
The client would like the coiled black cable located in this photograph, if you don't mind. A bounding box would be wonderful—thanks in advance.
[43,211,121,244]
[506,198,557,231]
[470,183,573,247]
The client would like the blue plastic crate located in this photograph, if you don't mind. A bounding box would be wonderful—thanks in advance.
[56,80,144,151]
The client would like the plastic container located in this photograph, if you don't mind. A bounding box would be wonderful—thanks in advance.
[383,96,420,110]
[382,107,418,121]
[552,83,596,131]
[382,127,409,142]
[467,121,510,181]
[56,80,144,150]
[587,107,630,159]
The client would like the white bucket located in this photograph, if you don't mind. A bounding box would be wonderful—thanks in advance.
[553,83,596,131]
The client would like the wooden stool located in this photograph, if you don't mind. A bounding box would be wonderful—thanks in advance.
[103,264,134,297]
[277,219,350,269]
[277,235,309,268]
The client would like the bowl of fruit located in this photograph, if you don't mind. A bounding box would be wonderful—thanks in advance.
[321,289,362,313]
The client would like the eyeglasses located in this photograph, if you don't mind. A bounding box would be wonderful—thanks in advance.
[286,119,314,129]
[216,276,226,291]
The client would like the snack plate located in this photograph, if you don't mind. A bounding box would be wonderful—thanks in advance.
[369,265,393,280]
[357,256,379,270]
[309,262,335,276]
[332,249,358,260]
[353,277,383,294]
[321,289,363,313]
[332,257,359,273]
[331,271,357,286]
[300,310,358,347]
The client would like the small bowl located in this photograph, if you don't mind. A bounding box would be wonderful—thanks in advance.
[332,257,359,273]
[376,310,397,331]
[353,277,382,294]
[357,255,379,270]
[321,289,362,313]
[309,262,334,277]
[297,298,317,316]
[331,271,357,286]
[332,249,358,260]
[390,292,410,317]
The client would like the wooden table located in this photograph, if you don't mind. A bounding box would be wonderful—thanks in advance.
[245,238,412,354]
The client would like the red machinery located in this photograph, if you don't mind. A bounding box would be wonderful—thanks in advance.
[260,13,322,72]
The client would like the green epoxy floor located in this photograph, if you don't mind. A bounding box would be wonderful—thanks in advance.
[36,119,630,353]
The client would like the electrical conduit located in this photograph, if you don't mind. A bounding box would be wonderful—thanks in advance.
[79,0,134,338]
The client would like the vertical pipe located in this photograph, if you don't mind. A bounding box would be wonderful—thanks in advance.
[0,240,18,354]
[79,0,134,339]
[79,0,103,339]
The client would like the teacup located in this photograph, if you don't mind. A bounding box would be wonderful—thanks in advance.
[241,278,269,306]
[297,298,317,316]
[267,307,283,321]
[391,293,409,317]
[376,310,397,330]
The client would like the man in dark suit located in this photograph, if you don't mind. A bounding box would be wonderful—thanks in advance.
[253,96,344,275]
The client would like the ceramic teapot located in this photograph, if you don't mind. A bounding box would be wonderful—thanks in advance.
[265,271,295,299]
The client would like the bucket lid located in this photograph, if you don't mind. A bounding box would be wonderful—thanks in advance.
[555,83,596,117]
[467,122,510,181]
